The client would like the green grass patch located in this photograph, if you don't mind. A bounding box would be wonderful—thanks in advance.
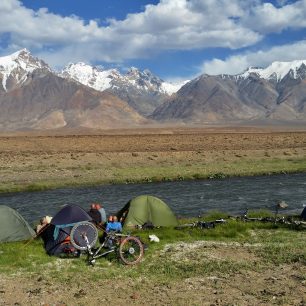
[1,156,306,194]
[0,215,305,283]
[0,239,56,274]
[257,244,306,265]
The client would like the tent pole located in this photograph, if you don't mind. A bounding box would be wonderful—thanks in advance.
[22,223,51,248]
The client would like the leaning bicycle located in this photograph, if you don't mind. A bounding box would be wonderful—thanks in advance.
[70,221,144,265]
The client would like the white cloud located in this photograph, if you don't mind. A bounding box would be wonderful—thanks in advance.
[0,0,261,66]
[0,1,102,44]
[109,0,261,50]
[242,0,306,33]
[201,40,306,75]
[0,0,306,70]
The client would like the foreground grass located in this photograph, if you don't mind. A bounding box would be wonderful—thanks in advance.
[1,156,306,193]
[0,217,305,283]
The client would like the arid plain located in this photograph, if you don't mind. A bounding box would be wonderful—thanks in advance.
[0,127,306,193]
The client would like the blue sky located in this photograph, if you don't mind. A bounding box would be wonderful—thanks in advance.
[1,0,306,81]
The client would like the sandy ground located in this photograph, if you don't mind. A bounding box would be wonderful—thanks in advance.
[0,241,305,306]
[0,128,306,191]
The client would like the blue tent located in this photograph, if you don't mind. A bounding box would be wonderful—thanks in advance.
[41,204,92,256]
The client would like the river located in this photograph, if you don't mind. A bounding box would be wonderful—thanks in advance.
[1,173,305,223]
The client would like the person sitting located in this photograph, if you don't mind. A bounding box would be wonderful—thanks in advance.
[87,204,102,226]
[113,216,122,232]
[36,215,52,234]
[104,216,122,249]
[105,215,113,232]
[119,211,128,224]
[106,215,122,232]
[96,203,107,225]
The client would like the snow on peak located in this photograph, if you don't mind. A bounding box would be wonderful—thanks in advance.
[161,80,189,95]
[240,60,306,81]
[61,62,186,95]
[10,48,30,59]
[61,62,119,92]
[0,49,50,91]
[124,67,186,94]
[124,67,162,89]
[127,68,154,78]
[128,66,139,73]
[125,67,158,83]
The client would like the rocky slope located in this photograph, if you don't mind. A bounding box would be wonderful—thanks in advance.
[152,61,306,123]
[0,50,147,130]
[0,49,51,93]
[1,48,306,130]
[61,63,184,116]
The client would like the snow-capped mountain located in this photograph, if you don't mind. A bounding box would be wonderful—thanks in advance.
[60,62,184,95]
[0,49,51,92]
[238,60,306,82]
[123,67,187,95]
[0,50,147,130]
[1,48,306,130]
[61,62,120,92]
[161,81,189,95]
[60,63,185,115]
[153,60,306,122]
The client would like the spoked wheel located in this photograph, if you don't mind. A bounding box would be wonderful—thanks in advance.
[119,236,144,265]
[70,221,98,251]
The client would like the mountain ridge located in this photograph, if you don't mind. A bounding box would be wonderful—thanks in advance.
[0,49,51,92]
[1,49,306,130]
[0,50,148,130]
[60,62,186,116]
[152,61,306,123]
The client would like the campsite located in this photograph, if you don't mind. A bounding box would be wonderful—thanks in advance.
[0,129,306,305]
[2,0,306,303]
[0,192,306,305]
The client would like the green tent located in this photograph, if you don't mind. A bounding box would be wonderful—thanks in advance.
[117,195,178,228]
[0,205,35,242]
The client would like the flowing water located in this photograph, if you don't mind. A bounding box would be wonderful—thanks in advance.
[1,173,306,223]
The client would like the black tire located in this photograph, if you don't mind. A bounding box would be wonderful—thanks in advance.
[70,221,98,251]
[119,236,144,265]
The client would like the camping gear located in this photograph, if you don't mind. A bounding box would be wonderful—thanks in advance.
[70,221,144,265]
[175,219,226,230]
[0,205,35,242]
[117,195,178,228]
[41,204,92,256]
[149,234,160,242]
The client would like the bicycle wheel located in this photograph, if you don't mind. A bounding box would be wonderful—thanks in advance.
[118,236,144,265]
[70,221,98,251]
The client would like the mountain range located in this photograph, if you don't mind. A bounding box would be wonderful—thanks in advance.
[0,49,306,130]
[152,61,306,123]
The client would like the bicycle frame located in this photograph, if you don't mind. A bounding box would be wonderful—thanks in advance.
[86,232,126,263]
[70,221,144,265]
[175,218,226,229]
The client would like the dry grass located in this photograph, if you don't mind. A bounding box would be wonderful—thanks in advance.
[0,128,306,192]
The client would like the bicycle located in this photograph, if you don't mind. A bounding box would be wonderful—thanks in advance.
[235,209,271,222]
[236,207,306,229]
[175,218,226,230]
[70,221,144,265]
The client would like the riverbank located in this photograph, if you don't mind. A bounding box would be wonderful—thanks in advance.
[0,218,305,305]
[1,129,306,193]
